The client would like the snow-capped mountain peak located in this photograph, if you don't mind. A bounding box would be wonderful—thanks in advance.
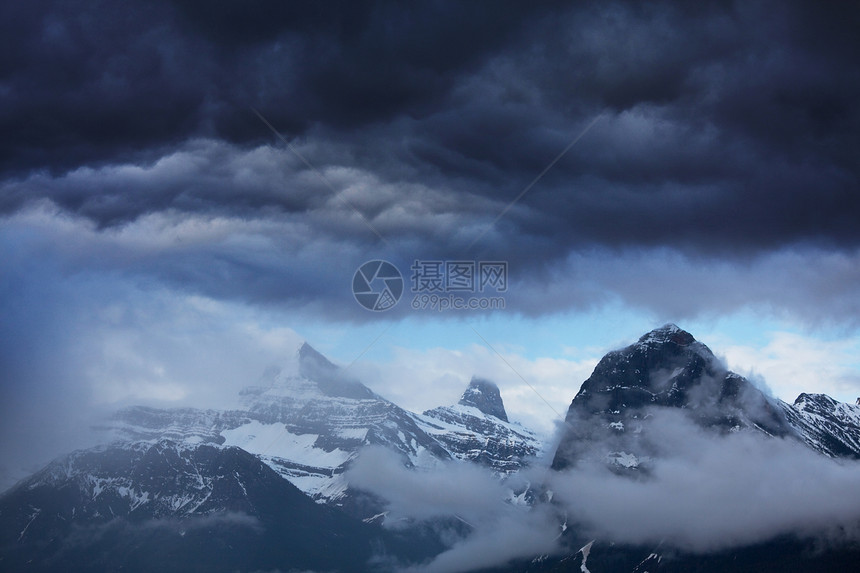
[418,377,542,474]
[239,342,375,410]
[636,322,692,345]
[633,323,715,361]
[102,343,450,505]
[552,325,792,471]
[780,392,860,458]
[458,377,509,422]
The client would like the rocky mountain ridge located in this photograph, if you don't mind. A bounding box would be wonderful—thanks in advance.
[780,392,860,458]
[552,324,795,471]
[3,325,860,572]
[417,377,544,473]
[0,440,397,572]
[99,342,540,507]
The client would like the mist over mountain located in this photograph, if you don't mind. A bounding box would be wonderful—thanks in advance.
[3,325,860,572]
[418,377,543,474]
[535,325,860,570]
[552,324,794,472]
[457,378,509,422]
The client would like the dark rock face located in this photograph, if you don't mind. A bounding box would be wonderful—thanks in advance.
[458,377,509,422]
[552,324,792,471]
[780,392,860,458]
[534,325,860,573]
[0,441,385,573]
[420,377,541,474]
[512,536,860,573]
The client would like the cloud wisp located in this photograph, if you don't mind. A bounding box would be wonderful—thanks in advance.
[348,447,562,573]
[555,408,860,553]
[348,409,860,570]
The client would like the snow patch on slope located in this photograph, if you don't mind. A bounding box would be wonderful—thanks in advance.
[221,421,353,468]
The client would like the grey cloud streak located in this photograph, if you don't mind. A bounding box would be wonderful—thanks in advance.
[347,412,860,571]
[548,409,860,552]
[3,194,859,329]
[348,447,562,573]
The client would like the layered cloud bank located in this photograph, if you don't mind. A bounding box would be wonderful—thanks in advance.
[549,410,860,552]
[350,413,860,572]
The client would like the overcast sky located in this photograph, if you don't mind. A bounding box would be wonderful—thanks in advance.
[1,0,859,486]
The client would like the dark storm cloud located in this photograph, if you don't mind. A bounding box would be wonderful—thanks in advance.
[3,0,858,247]
[1,0,858,319]
[0,0,553,176]
[507,246,860,327]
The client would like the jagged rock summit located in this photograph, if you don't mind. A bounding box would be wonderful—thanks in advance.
[562,323,772,415]
[458,377,509,422]
[551,324,791,471]
[295,341,376,400]
[107,341,451,504]
[780,392,860,459]
[418,377,542,473]
[636,322,697,346]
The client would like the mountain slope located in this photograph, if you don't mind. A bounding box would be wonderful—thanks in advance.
[527,325,860,572]
[417,377,543,473]
[779,392,860,458]
[105,342,452,505]
[5,327,860,573]
[552,324,792,471]
[104,344,555,508]
[0,440,385,572]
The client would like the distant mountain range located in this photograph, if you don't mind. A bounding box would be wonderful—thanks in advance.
[95,342,542,510]
[2,324,859,572]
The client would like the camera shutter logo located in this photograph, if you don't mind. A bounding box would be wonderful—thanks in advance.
[352,260,404,311]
